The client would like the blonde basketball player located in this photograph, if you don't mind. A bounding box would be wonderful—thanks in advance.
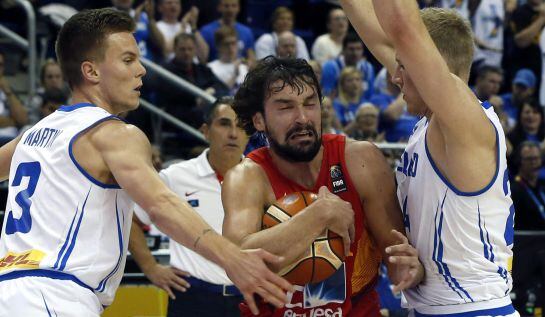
[341,0,517,316]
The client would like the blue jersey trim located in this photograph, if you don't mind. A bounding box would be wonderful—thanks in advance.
[96,194,124,292]
[424,120,500,197]
[41,292,57,317]
[414,303,515,317]
[0,269,94,293]
[69,116,122,189]
[53,206,78,269]
[58,103,96,112]
[58,188,90,271]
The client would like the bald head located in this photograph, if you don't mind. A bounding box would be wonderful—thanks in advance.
[276,31,297,58]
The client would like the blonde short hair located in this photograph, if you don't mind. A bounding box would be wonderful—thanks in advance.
[420,8,474,78]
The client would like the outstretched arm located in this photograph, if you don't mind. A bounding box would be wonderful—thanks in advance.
[340,0,397,75]
[94,121,292,314]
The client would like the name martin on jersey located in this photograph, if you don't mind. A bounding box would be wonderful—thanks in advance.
[22,127,63,148]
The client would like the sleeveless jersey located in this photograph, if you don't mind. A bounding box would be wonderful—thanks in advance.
[0,103,134,306]
[395,103,514,315]
[246,134,381,317]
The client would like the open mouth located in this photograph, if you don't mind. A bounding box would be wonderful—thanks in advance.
[134,84,143,93]
[289,130,314,140]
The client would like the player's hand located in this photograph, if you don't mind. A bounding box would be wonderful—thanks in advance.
[224,248,293,316]
[145,263,191,299]
[385,229,424,293]
[317,186,355,256]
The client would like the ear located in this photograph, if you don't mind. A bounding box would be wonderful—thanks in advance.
[81,61,99,85]
[200,123,209,140]
[252,112,266,132]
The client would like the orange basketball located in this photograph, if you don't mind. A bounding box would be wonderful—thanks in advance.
[262,191,345,285]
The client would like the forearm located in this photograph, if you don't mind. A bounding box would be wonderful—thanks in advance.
[383,95,406,121]
[238,206,328,272]
[6,93,28,126]
[340,0,397,74]
[129,218,158,274]
[514,17,545,48]
[194,31,210,63]
[148,191,234,268]
[149,20,166,56]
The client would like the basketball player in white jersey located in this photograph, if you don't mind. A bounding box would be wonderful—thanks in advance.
[0,8,291,316]
[340,1,517,316]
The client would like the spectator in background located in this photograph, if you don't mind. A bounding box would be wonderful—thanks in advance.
[275,31,298,59]
[156,33,228,128]
[371,73,419,143]
[156,0,209,62]
[321,96,343,135]
[332,67,366,126]
[112,0,166,61]
[511,0,545,90]
[311,8,348,65]
[472,0,505,68]
[22,87,68,133]
[255,7,310,61]
[199,0,255,64]
[511,141,545,230]
[509,141,545,314]
[474,65,503,101]
[322,32,375,99]
[501,68,537,121]
[208,26,248,95]
[0,51,28,145]
[28,59,70,124]
[507,99,545,157]
[130,98,248,317]
[346,103,384,142]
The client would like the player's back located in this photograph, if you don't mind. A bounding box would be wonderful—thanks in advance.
[0,103,134,306]
[395,102,515,315]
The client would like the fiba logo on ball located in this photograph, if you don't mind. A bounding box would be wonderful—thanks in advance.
[262,191,345,285]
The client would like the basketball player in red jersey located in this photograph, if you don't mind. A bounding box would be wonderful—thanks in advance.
[222,56,424,317]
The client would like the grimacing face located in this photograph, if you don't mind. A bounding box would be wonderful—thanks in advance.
[259,80,322,162]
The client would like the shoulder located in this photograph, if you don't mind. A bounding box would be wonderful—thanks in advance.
[256,33,273,43]
[224,158,267,185]
[235,23,253,34]
[89,120,149,152]
[345,139,384,162]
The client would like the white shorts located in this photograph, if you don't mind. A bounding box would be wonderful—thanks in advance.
[0,276,102,317]
[410,305,520,317]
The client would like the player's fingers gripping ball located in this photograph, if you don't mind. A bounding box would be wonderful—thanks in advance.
[262,191,345,285]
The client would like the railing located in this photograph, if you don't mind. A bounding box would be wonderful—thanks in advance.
[0,0,36,98]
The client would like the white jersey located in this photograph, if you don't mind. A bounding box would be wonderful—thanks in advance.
[0,103,134,307]
[472,0,504,66]
[395,102,514,315]
[134,149,233,285]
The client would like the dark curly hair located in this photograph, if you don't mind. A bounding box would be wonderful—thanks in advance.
[233,56,322,135]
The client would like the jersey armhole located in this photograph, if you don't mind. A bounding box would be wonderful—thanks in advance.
[68,116,124,189]
[424,119,500,197]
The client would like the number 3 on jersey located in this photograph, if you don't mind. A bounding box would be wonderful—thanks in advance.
[5,161,41,234]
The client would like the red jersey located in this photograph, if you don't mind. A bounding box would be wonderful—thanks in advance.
[243,134,382,317]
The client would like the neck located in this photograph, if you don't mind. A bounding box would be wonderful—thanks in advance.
[330,31,345,43]
[346,93,360,104]
[71,89,121,115]
[208,148,241,177]
[163,16,178,24]
[219,55,235,63]
[521,173,538,187]
[525,126,539,135]
[269,146,324,189]
[221,17,235,27]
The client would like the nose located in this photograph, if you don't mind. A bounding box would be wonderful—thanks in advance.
[137,60,147,78]
[294,104,310,124]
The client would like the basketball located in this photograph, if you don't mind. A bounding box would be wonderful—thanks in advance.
[262,191,345,285]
